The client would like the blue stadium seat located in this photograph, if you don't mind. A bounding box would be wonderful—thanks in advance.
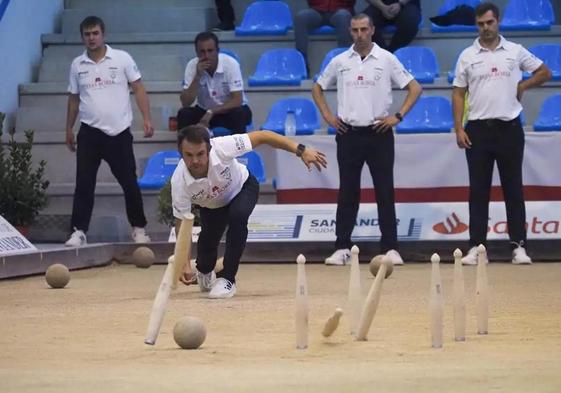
[327,125,337,135]
[534,95,561,131]
[311,25,335,35]
[314,47,347,81]
[431,0,480,32]
[248,49,307,86]
[236,151,266,183]
[394,46,440,83]
[523,44,561,81]
[220,49,240,63]
[138,150,181,189]
[396,96,453,134]
[501,0,554,31]
[211,127,232,137]
[235,1,292,36]
[261,97,320,135]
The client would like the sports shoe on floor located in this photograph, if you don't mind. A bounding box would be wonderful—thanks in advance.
[385,249,404,265]
[132,227,151,243]
[65,228,87,247]
[512,246,532,264]
[197,270,216,292]
[209,278,237,299]
[461,246,478,265]
[325,249,351,266]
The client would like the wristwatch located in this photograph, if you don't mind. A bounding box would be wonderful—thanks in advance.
[296,144,306,157]
[395,112,403,122]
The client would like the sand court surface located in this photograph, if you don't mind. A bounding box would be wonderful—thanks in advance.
[1,261,561,392]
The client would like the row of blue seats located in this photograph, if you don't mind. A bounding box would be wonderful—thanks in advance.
[252,94,561,135]
[228,44,561,86]
[235,0,555,36]
[138,93,561,189]
[138,151,266,190]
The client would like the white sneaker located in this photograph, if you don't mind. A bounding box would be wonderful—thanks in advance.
[132,227,151,243]
[208,278,236,299]
[385,249,404,265]
[512,246,532,264]
[197,270,216,292]
[65,228,87,247]
[325,249,351,266]
[461,246,478,265]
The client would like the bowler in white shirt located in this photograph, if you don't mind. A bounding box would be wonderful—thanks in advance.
[172,126,327,298]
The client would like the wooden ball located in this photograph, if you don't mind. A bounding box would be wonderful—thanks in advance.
[45,264,70,288]
[133,246,155,268]
[369,255,393,279]
[173,316,206,350]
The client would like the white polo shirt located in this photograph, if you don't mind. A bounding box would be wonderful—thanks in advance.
[68,45,141,136]
[316,44,414,126]
[171,134,253,218]
[453,36,542,121]
[182,53,248,109]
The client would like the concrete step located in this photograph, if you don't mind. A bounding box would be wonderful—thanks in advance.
[9,130,279,187]
[41,27,561,82]
[16,105,176,133]
[10,130,178,184]
[18,80,561,127]
[39,54,190,83]
[61,7,216,35]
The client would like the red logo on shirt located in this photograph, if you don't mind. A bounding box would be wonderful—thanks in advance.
[357,75,363,81]
[491,67,498,73]
[212,186,219,193]
[95,77,101,82]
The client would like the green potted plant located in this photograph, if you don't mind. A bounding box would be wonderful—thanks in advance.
[157,178,200,228]
[0,112,50,234]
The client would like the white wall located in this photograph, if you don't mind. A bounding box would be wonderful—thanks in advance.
[0,0,63,131]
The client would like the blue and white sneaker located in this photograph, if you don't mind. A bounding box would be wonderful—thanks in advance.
[325,249,351,266]
[208,278,236,299]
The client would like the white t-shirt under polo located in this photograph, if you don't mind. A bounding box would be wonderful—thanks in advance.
[316,44,414,127]
[453,36,542,121]
[171,134,252,218]
[68,45,141,136]
[182,53,248,109]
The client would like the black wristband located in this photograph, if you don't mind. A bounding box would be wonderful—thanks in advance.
[296,144,306,157]
[395,112,403,122]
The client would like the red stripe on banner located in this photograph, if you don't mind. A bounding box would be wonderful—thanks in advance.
[276,186,561,204]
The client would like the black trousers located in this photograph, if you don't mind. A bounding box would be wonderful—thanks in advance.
[177,105,252,134]
[335,127,398,253]
[465,118,527,249]
[70,124,147,232]
[363,2,421,52]
[196,174,259,283]
[215,0,235,26]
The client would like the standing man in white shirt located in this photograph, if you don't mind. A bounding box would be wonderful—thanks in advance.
[178,32,251,134]
[452,2,551,265]
[312,13,421,266]
[64,16,154,247]
[172,125,327,298]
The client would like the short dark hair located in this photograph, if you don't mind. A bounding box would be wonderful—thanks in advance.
[351,13,373,26]
[177,125,211,150]
[475,2,500,20]
[80,16,105,35]
[194,31,219,51]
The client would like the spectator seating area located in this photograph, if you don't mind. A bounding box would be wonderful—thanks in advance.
[11,0,561,238]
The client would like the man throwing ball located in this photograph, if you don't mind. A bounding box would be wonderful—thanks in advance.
[172,126,327,298]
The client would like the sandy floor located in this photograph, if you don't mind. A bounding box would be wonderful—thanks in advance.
[1,261,560,393]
